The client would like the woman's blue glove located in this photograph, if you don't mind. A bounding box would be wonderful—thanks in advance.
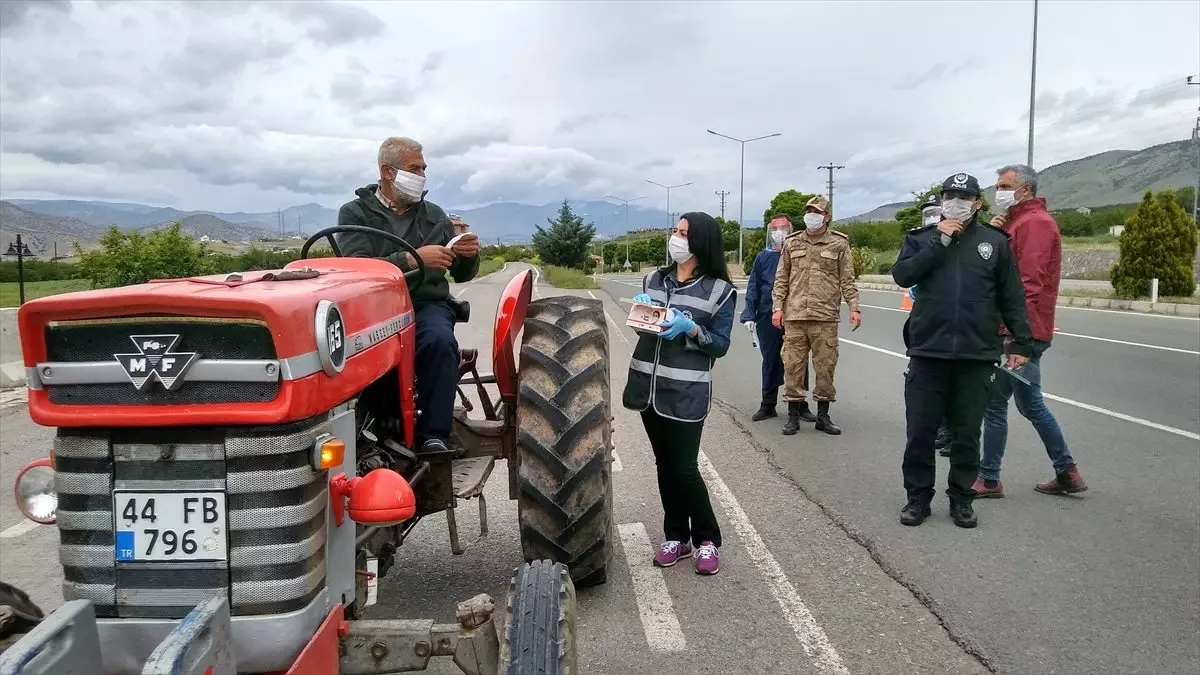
[632,293,652,304]
[658,308,697,340]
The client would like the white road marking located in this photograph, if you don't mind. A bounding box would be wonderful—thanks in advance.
[1052,330,1200,355]
[697,451,849,675]
[587,291,597,299]
[617,522,687,652]
[838,337,1200,441]
[453,288,467,298]
[860,303,909,314]
[611,449,624,472]
[0,520,40,539]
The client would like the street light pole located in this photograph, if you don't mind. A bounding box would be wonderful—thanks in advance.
[1027,0,1039,167]
[1188,76,1200,226]
[606,194,646,267]
[707,128,782,269]
[646,179,693,231]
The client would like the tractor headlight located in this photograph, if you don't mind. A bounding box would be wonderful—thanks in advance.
[14,458,57,525]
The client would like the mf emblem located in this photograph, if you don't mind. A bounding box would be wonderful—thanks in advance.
[977,242,993,260]
[315,300,347,376]
[114,334,198,391]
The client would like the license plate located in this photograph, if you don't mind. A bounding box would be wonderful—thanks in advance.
[113,491,228,562]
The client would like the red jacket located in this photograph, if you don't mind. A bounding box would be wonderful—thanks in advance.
[1002,198,1060,342]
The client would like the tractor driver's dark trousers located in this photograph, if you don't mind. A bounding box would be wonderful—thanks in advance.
[414,302,460,448]
[902,357,994,505]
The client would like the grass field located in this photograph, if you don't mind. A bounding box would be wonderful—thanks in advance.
[0,279,92,306]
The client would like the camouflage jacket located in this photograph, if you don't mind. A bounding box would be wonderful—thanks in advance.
[771,227,860,322]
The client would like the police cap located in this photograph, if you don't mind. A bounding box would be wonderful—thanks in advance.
[941,172,981,198]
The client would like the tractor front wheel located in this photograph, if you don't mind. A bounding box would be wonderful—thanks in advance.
[500,560,577,675]
[514,295,613,588]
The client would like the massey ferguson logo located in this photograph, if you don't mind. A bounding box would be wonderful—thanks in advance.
[114,334,198,391]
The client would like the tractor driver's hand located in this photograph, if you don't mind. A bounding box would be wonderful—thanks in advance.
[451,232,480,258]
[412,245,455,271]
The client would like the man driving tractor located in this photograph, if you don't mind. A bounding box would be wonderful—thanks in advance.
[336,136,482,454]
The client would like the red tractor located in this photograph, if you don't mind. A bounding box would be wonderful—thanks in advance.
[0,226,614,675]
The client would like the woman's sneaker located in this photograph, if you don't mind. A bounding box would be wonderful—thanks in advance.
[653,541,693,567]
[694,542,720,575]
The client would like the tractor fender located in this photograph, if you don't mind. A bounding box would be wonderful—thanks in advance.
[492,269,533,400]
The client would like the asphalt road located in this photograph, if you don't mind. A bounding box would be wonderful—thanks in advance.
[0,263,1196,674]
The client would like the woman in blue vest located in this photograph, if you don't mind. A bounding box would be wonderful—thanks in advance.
[624,211,737,576]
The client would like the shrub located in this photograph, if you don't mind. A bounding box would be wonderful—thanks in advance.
[0,260,78,282]
[1111,190,1198,298]
[850,247,876,279]
[543,265,597,289]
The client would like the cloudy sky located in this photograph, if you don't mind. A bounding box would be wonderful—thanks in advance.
[1,0,1197,222]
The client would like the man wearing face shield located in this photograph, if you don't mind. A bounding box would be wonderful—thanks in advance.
[892,172,1033,529]
[740,214,810,422]
[336,136,481,455]
[771,196,862,436]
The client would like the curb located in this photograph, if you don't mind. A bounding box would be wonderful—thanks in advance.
[0,361,25,389]
[855,282,1200,317]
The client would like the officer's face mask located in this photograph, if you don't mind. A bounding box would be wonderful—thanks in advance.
[668,235,693,264]
[803,213,826,230]
[940,198,975,221]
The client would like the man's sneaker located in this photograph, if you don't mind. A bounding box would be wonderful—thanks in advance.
[971,478,1005,498]
[900,500,931,526]
[949,501,978,528]
[652,541,693,567]
[752,404,777,422]
[1035,465,1088,495]
[796,402,817,423]
[694,542,720,575]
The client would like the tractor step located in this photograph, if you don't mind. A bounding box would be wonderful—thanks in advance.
[0,595,233,675]
[447,457,494,555]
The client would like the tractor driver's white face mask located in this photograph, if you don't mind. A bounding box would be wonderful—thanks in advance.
[390,165,426,203]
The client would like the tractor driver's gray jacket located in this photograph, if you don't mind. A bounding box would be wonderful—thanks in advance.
[622,268,737,422]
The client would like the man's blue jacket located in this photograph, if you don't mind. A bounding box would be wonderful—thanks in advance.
[741,246,781,323]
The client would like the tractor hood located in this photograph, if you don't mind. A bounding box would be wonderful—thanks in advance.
[18,258,417,428]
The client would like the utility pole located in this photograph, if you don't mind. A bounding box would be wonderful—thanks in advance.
[715,190,730,219]
[817,163,846,219]
[1027,0,1039,167]
[297,214,302,238]
[278,209,283,238]
[1189,76,1200,227]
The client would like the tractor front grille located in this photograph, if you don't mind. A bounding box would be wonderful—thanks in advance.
[54,414,333,619]
[43,316,280,406]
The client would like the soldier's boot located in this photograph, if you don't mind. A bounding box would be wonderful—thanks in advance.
[752,402,777,421]
[796,401,817,423]
[781,403,801,435]
[814,401,842,436]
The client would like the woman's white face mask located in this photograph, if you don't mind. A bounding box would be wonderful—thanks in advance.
[668,234,693,263]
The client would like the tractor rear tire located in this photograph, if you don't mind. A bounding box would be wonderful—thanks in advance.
[515,295,613,588]
[500,560,577,675]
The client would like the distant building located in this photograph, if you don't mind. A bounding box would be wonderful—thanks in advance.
[1108,225,1125,236]
[1076,207,1092,215]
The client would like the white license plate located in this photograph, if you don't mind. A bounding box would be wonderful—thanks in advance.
[113,491,228,562]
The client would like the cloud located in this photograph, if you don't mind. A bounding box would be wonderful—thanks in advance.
[0,0,1196,220]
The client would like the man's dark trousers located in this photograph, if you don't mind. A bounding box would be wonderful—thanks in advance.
[414,302,459,446]
[755,320,807,406]
[903,357,994,504]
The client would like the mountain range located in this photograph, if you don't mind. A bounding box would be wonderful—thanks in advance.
[3,139,1195,256]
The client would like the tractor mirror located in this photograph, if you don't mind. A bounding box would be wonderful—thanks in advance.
[329,469,416,527]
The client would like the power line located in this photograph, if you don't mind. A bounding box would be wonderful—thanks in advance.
[715,190,730,219]
[817,163,846,218]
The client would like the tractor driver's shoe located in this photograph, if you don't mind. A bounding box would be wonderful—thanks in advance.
[421,439,449,454]
[694,542,720,575]
[653,541,693,567]
[751,403,777,421]
[900,500,931,526]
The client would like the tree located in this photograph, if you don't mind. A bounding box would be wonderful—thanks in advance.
[1111,189,1198,298]
[741,228,766,272]
[531,200,596,268]
[762,189,818,227]
[717,217,740,252]
[75,223,218,288]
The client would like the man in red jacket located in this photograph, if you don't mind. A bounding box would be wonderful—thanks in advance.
[974,164,1087,498]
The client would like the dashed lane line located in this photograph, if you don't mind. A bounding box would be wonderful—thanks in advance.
[839,337,1200,441]
[617,522,687,652]
[698,451,850,675]
[0,520,40,539]
[611,449,624,472]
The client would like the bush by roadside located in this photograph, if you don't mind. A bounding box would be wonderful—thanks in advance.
[543,265,597,289]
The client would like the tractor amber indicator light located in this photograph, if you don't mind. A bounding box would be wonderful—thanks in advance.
[313,435,345,470]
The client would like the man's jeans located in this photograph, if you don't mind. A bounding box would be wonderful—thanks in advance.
[980,341,1074,481]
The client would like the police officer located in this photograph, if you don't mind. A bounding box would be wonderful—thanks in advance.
[892,173,1033,529]
[771,195,861,436]
[741,214,809,421]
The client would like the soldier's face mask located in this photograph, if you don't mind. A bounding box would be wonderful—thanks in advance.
[803,213,825,230]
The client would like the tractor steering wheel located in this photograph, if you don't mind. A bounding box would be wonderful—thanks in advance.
[301,225,427,292]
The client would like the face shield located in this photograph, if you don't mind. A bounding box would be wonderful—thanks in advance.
[921,206,941,226]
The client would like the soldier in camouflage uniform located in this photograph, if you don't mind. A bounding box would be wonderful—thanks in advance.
[771,195,862,436]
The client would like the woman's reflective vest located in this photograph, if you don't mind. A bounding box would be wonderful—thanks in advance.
[622,269,735,422]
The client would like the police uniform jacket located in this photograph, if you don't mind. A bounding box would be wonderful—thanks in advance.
[892,214,1033,361]
[622,268,737,422]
